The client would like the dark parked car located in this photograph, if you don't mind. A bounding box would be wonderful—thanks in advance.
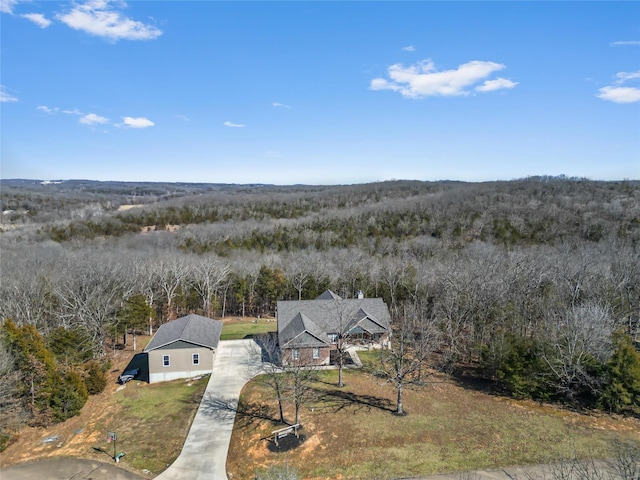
[118,368,140,384]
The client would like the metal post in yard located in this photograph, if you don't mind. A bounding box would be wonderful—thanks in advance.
[107,432,117,461]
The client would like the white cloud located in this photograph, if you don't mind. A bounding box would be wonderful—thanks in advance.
[370,58,516,98]
[38,105,84,115]
[476,77,518,92]
[0,0,18,14]
[80,113,109,125]
[597,70,640,103]
[402,45,416,52]
[615,71,640,84]
[37,105,57,113]
[596,86,640,104]
[272,102,291,109]
[610,40,640,47]
[21,12,51,28]
[122,116,155,128]
[0,85,18,102]
[62,108,83,115]
[224,121,245,128]
[56,0,162,41]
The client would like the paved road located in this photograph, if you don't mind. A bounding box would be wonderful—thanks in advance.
[154,339,263,480]
[1,458,145,480]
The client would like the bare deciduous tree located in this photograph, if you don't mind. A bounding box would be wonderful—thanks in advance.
[254,334,289,424]
[155,257,190,321]
[191,256,231,318]
[542,303,615,401]
[371,301,439,415]
[285,350,318,425]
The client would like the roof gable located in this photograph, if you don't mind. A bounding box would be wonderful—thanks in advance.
[346,308,387,332]
[316,290,342,300]
[280,312,329,347]
[144,314,223,352]
[349,316,388,335]
[283,330,329,348]
[277,296,391,346]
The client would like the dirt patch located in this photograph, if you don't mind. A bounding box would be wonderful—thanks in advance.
[139,224,181,233]
[117,204,144,211]
[1,348,138,470]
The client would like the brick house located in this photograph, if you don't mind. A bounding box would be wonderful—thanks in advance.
[276,290,391,366]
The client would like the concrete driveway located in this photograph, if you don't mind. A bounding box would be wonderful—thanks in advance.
[155,339,263,480]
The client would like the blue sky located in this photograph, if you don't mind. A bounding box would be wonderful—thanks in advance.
[1,1,639,185]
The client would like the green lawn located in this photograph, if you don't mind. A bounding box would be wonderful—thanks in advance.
[220,319,277,340]
[110,376,209,473]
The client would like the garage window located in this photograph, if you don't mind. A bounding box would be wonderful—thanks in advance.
[192,353,200,365]
[313,348,320,359]
[163,355,170,367]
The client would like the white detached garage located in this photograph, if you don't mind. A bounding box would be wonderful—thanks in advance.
[144,314,223,384]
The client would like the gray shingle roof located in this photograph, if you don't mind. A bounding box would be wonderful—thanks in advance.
[280,312,330,348]
[316,289,342,300]
[144,314,223,352]
[277,292,391,346]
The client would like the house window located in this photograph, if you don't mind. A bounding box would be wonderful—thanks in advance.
[313,348,320,359]
[192,353,200,365]
[328,334,338,343]
[292,349,299,360]
[163,355,170,367]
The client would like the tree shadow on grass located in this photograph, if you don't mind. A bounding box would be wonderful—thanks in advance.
[198,392,281,429]
[236,398,282,429]
[313,388,394,414]
[449,364,505,397]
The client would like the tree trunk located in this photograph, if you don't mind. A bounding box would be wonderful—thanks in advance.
[277,396,285,424]
[222,293,227,318]
[396,382,404,415]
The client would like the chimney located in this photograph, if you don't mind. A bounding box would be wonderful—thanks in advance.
[357,290,364,299]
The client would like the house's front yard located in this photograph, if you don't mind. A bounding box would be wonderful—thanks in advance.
[227,368,640,480]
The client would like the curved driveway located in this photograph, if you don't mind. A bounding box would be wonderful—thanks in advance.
[155,339,263,480]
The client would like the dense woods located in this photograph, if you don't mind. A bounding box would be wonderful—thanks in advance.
[1,177,639,450]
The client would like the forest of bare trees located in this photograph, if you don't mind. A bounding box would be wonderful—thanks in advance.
[1,177,639,449]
